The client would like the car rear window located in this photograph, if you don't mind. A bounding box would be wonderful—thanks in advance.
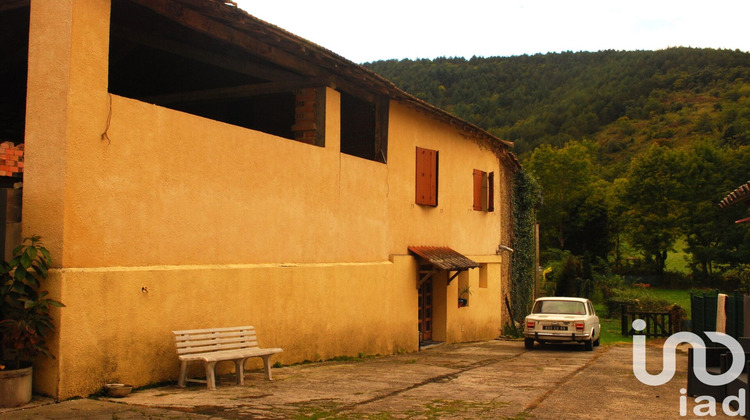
[532,300,586,315]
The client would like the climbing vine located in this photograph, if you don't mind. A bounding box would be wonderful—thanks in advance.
[508,167,541,335]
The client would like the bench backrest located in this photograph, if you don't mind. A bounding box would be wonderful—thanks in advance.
[174,326,260,355]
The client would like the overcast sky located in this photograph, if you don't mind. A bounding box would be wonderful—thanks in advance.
[233,0,750,63]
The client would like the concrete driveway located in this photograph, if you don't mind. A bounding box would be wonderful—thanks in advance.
[0,339,733,419]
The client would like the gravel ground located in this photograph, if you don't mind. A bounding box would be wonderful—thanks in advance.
[0,339,732,419]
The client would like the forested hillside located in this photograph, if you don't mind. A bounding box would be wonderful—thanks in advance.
[366,48,750,290]
[364,48,750,170]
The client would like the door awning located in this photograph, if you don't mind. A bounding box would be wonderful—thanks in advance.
[408,246,480,271]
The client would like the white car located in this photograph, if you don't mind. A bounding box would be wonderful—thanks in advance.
[523,297,601,351]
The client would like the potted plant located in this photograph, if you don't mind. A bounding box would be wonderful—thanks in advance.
[0,236,64,408]
[458,285,471,307]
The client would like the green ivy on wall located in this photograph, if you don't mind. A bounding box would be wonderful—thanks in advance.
[508,167,541,335]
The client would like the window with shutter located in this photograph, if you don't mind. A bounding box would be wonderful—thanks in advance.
[415,147,438,206]
[473,170,495,212]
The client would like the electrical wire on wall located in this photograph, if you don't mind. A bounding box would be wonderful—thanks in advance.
[101,93,113,144]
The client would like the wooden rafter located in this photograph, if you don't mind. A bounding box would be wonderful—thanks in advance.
[111,25,306,82]
[0,0,28,13]
[128,0,324,78]
[142,79,325,105]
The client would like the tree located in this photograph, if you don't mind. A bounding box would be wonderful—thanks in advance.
[714,146,750,269]
[603,178,630,268]
[680,141,734,281]
[619,145,685,278]
[526,140,610,256]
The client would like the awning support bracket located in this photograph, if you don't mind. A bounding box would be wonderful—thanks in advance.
[417,265,437,289]
[447,270,462,285]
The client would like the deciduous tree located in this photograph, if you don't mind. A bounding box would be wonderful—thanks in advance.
[620,145,685,277]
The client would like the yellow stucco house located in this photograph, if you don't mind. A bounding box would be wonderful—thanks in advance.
[2,0,520,399]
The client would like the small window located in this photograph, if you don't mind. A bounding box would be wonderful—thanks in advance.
[458,271,470,308]
[479,264,488,288]
[416,147,438,206]
[473,170,495,212]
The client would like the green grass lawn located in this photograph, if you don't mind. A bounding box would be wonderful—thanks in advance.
[598,314,631,345]
[619,236,692,274]
[665,236,691,273]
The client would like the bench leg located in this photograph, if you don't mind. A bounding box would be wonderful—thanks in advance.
[178,361,189,388]
[261,355,273,381]
[234,359,245,386]
[205,361,217,391]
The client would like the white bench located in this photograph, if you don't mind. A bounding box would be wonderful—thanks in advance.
[173,326,283,390]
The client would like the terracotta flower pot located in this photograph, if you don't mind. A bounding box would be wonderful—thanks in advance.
[0,362,32,408]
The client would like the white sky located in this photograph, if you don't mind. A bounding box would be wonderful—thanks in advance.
[233,0,750,63]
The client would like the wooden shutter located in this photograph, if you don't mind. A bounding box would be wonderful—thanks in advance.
[473,169,484,211]
[487,172,495,212]
[416,147,438,206]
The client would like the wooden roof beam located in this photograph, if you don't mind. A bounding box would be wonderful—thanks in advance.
[111,25,306,82]
[0,0,28,13]
[142,79,326,105]
[128,0,324,78]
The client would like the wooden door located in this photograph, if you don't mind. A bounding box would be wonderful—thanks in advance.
[418,280,433,342]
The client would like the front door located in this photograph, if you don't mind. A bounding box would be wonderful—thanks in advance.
[418,279,433,342]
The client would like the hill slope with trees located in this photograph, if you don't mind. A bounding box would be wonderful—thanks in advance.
[365,48,750,290]
[364,48,750,164]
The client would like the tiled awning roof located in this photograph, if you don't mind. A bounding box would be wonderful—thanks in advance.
[719,181,750,209]
[408,246,480,271]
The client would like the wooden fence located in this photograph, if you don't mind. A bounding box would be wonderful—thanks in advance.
[621,308,673,338]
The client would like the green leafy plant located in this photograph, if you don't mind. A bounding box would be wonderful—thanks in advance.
[509,168,541,332]
[0,236,64,370]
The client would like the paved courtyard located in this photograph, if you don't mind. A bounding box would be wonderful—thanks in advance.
[0,339,734,419]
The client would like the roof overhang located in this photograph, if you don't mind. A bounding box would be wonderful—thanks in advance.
[129,0,517,163]
[719,181,750,223]
[719,181,750,209]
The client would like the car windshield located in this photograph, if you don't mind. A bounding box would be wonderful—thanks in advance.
[532,300,586,315]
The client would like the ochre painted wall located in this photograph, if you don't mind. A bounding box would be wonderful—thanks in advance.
[22,0,513,399]
[43,260,417,398]
[386,101,509,256]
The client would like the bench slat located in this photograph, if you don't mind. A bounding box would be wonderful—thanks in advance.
[174,330,257,341]
[176,342,261,355]
[178,347,283,362]
[173,326,256,335]
[176,337,259,348]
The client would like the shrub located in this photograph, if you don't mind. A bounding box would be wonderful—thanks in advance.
[604,288,672,318]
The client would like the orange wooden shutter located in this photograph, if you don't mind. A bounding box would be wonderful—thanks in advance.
[473,169,484,211]
[416,147,438,206]
[487,172,495,212]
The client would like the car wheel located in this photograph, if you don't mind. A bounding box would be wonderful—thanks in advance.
[584,338,594,351]
[593,336,600,347]
[524,338,534,350]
